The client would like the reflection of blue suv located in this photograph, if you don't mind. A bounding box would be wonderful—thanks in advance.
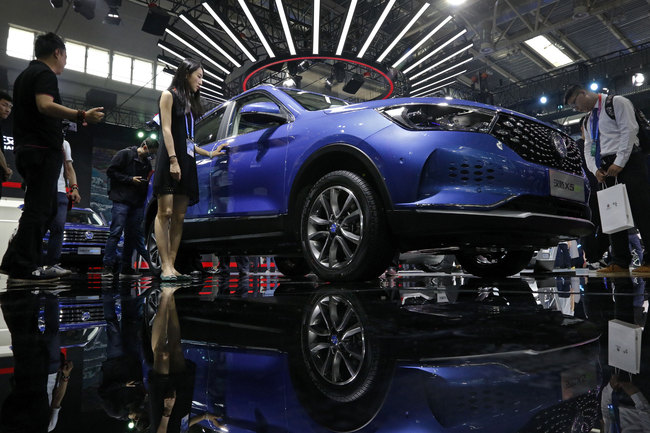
[144,85,592,281]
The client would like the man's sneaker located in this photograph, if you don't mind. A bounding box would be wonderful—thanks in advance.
[119,268,141,279]
[41,264,73,277]
[596,264,630,276]
[8,268,60,284]
[631,265,650,276]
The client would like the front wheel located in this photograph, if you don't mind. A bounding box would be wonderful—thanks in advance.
[456,249,534,278]
[300,170,393,281]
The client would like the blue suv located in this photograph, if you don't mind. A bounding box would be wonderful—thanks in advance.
[145,85,592,281]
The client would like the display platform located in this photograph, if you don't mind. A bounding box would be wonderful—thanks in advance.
[0,270,647,433]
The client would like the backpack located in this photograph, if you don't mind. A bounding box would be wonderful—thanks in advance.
[604,94,650,154]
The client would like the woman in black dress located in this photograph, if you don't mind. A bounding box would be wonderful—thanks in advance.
[153,58,227,280]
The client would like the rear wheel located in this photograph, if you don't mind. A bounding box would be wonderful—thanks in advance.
[300,170,393,281]
[456,249,534,278]
[275,256,311,277]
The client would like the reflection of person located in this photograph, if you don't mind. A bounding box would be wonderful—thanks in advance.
[0,291,52,432]
[601,374,650,432]
[565,84,650,277]
[102,138,158,278]
[0,32,103,282]
[47,358,73,432]
[0,90,14,197]
[42,137,78,277]
[153,58,226,281]
[215,256,250,277]
[147,286,223,432]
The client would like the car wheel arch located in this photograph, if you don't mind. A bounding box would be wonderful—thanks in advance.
[287,143,392,237]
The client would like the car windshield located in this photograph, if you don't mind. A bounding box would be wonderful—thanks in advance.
[66,210,103,225]
[282,89,348,111]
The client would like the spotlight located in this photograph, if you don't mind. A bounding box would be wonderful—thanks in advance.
[589,81,599,91]
[73,0,96,20]
[128,421,135,429]
[150,133,158,140]
[447,0,467,5]
[632,72,645,87]
[540,95,548,104]
[137,131,145,138]
[103,7,121,25]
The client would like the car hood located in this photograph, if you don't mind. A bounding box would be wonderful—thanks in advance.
[323,96,562,131]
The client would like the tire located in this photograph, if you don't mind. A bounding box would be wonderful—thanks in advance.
[274,256,311,277]
[456,249,534,278]
[289,290,393,431]
[300,170,393,281]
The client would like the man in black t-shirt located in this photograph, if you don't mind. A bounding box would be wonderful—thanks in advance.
[0,32,104,282]
[0,91,14,198]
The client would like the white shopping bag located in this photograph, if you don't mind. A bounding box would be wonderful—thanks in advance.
[597,183,635,234]
[608,319,642,374]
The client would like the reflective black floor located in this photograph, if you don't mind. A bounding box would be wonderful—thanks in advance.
[0,270,648,433]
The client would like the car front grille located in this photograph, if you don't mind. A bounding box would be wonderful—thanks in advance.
[63,229,110,244]
[490,114,582,175]
[59,302,105,324]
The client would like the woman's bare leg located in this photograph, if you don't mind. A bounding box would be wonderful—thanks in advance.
[151,289,172,374]
[164,289,186,372]
[155,195,175,277]
[169,195,189,275]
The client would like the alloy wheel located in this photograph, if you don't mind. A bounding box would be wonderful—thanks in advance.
[306,295,366,386]
[306,186,364,269]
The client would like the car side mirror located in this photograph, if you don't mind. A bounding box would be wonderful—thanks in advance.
[240,102,288,124]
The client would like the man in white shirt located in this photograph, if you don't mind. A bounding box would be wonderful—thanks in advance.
[42,137,79,277]
[564,84,650,276]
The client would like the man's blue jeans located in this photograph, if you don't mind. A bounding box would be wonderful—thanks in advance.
[44,192,69,266]
[103,202,148,270]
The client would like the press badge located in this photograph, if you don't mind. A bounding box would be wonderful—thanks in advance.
[186,138,195,157]
[591,142,597,157]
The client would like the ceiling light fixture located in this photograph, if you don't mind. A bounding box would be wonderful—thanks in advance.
[410,69,466,94]
[275,0,296,55]
[357,0,395,59]
[377,2,430,63]
[409,42,473,80]
[203,68,225,82]
[632,72,645,87]
[411,80,456,97]
[402,29,467,74]
[392,15,452,68]
[103,7,121,25]
[180,15,241,67]
[336,0,358,56]
[238,0,275,58]
[157,41,186,61]
[157,56,178,69]
[313,0,320,54]
[201,78,224,91]
[200,86,225,99]
[410,57,472,88]
[202,2,256,63]
[523,35,573,68]
[200,84,224,96]
[165,28,230,74]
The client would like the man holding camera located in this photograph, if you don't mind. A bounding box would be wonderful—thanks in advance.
[103,138,158,278]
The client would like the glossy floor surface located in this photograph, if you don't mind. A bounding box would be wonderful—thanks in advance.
[0,269,647,433]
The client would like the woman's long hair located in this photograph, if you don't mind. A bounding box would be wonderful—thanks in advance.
[169,57,203,117]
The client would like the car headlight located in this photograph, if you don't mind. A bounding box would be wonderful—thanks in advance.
[379,104,495,132]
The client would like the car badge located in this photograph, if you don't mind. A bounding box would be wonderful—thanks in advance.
[551,132,567,158]
[496,141,504,151]
[81,311,91,321]
[85,231,94,240]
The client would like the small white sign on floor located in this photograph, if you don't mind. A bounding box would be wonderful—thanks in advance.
[608,319,642,374]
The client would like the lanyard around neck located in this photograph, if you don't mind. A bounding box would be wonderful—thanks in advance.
[185,111,194,140]
[591,94,601,142]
